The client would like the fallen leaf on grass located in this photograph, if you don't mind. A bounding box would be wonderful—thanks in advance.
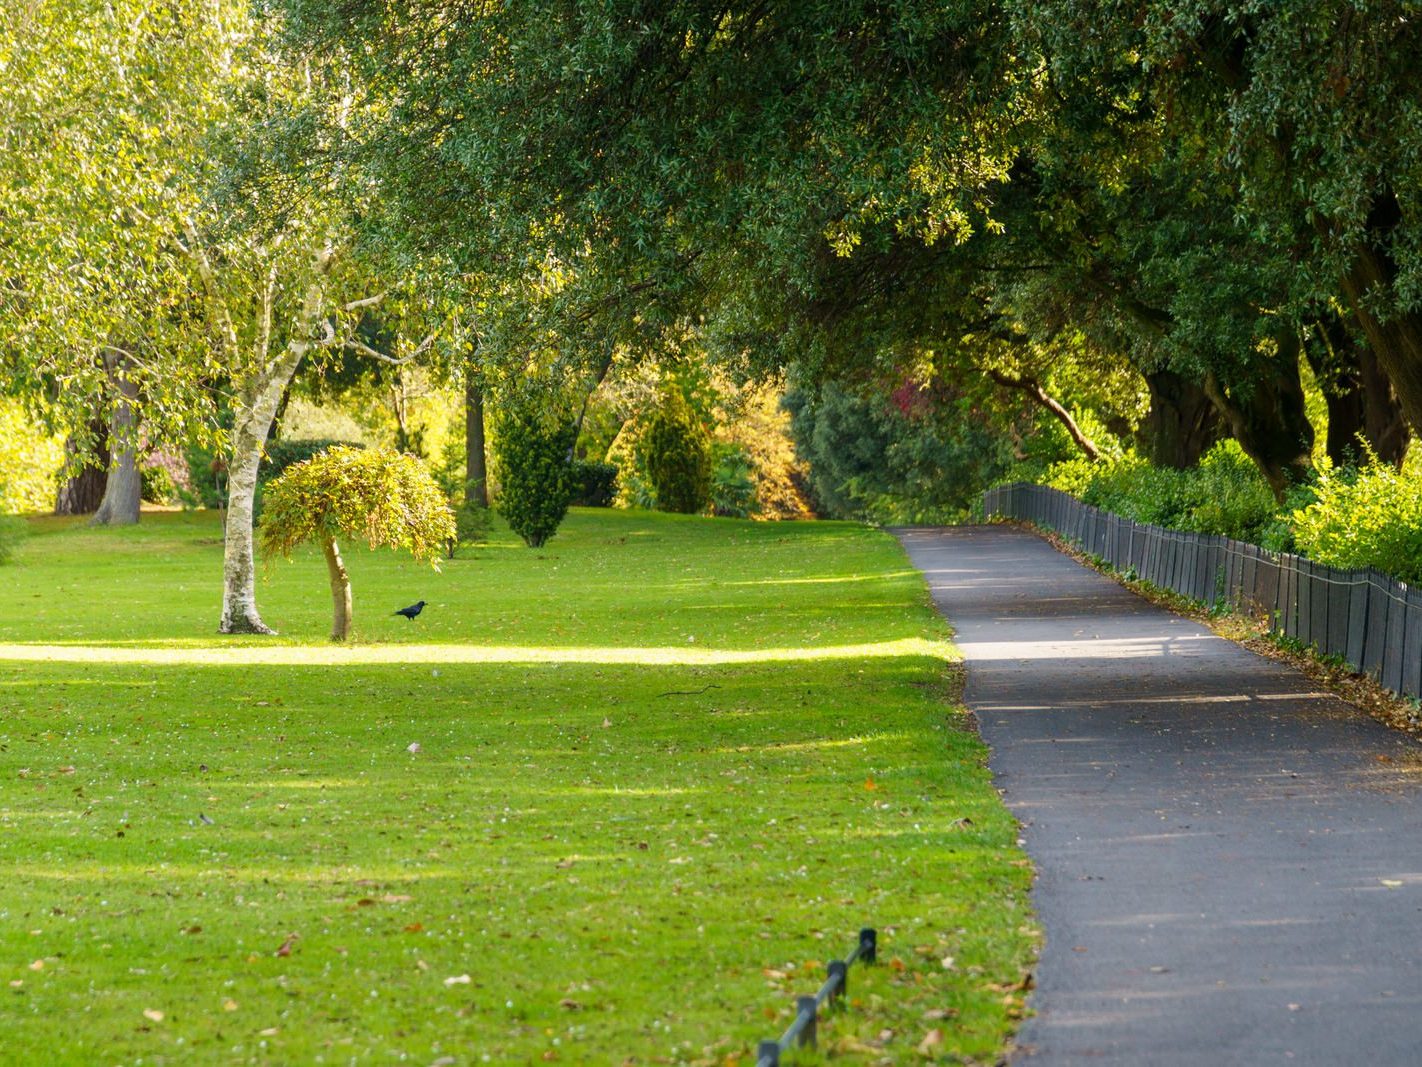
[142,1010,164,1023]
[223,1000,238,1012]
[9,980,22,989]
[443,974,472,987]
[381,894,413,904]
[27,960,43,972]
[921,1008,957,1021]
[259,1027,279,1036]
[558,998,582,1010]
[403,922,424,933]
[916,1028,943,1055]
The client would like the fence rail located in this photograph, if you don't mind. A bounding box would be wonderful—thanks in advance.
[753,928,877,1067]
[983,483,1422,702]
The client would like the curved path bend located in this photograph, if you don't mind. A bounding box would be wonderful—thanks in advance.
[897,525,1422,1066]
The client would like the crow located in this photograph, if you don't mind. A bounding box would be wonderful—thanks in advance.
[394,600,427,620]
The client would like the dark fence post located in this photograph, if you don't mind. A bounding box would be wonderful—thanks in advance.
[859,927,877,963]
[757,1040,780,1066]
[795,996,817,1049]
[827,960,848,1008]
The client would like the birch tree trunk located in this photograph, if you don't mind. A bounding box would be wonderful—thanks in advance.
[217,354,300,634]
[217,245,335,635]
[90,354,142,526]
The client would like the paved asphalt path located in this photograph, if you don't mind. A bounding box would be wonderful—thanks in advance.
[896,525,1422,1065]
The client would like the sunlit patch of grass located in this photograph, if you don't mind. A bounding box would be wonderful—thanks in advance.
[0,509,1035,1064]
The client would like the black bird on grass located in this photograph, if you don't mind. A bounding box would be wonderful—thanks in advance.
[394,600,427,620]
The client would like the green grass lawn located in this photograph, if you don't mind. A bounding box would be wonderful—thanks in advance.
[0,509,1035,1065]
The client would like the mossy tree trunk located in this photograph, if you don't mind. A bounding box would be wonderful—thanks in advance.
[322,535,353,642]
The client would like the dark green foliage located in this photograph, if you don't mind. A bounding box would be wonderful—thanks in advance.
[493,400,577,548]
[451,480,493,553]
[140,462,177,505]
[179,443,226,509]
[261,439,360,484]
[569,459,618,507]
[710,443,758,519]
[641,387,712,515]
[1043,441,1289,547]
[785,381,1014,524]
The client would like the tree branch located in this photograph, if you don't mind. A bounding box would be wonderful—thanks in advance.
[987,368,1102,461]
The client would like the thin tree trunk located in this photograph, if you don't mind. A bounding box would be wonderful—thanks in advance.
[464,376,488,508]
[90,354,141,526]
[323,535,352,642]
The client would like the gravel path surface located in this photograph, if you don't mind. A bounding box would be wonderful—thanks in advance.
[897,524,1422,1065]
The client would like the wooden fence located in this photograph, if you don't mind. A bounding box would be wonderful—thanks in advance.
[983,483,1422,701]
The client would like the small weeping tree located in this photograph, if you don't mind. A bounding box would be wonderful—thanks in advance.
[258,446,454,641]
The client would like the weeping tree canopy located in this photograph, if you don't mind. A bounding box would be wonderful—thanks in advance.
[259,445,454,641]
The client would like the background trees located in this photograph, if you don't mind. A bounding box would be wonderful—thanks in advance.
[8,0,1422,594]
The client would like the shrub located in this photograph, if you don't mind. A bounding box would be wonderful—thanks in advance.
[1293,463,1422,584]
[711,443,759,518]
[259,445,454,641]
[449,480,493,555]
[140,463,177,505]
[641,386,713,514]
[785,381,1013,523]
[493,398,577,548]
[180,443,227,508]
[1042,441,1282,545]
[570,459,618,507]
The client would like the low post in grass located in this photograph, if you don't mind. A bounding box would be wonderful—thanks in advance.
[259,446,455,641]
[752,927,876,1067]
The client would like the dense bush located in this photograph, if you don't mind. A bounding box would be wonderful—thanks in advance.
[1293,464,1422,584]
[261,438,359,483]
[1043,441,1285,546]
[569,459,618,507]
[641,386,713,514]
[785,381,1014,523]
[140,462,177,505]
[449,479,493,555]
[711,443,759,518]
[493,399,577,548]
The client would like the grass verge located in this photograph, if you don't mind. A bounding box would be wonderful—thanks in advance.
[1,509,1035,1065]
